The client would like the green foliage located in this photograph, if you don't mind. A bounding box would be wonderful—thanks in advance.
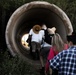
[0,0,10,10]
[0,51,39,75]
[65,0,76,29]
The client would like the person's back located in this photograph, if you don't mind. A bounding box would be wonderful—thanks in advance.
[39,29,45,44]
[41,24,56,45]
[32,31,42,43]
[49,46,76,75]
[45,33,68,74]
[29,25,42,60]
[44,29,52,44]
[49,31,76,75]
[29,29,43,43]
[59,46,76,75]
[39,24,56,75]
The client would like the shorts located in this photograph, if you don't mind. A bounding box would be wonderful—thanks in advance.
[31,41,41,52]
[40,46,50,58]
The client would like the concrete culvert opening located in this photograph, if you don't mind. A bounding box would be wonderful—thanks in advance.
[5,1,73,65]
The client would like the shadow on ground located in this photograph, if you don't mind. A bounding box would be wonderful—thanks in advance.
[0,50,40,75]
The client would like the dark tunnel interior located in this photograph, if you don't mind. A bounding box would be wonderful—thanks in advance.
[17,8,65,35]
[14,7,66,59]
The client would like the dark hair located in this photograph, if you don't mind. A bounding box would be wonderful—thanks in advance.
[67,31,76,44]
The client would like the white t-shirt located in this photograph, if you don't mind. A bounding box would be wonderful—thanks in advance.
[39,29,45,40]
[29,29,44,43]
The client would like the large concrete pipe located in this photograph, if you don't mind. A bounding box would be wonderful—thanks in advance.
[5,1,73,65]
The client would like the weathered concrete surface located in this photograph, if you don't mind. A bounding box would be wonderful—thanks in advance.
[5,1,73,65]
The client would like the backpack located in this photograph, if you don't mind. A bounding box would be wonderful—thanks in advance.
[26,35,32,46]
[44,29,53,45]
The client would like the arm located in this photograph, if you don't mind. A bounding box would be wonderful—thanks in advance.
[49,52,62,74]
[45,47,55,72]
[49,67,52,75]
[26,29,32,45]
[29,29,32,35]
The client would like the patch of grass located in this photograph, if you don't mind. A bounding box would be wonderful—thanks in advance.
[0,50,40,75]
